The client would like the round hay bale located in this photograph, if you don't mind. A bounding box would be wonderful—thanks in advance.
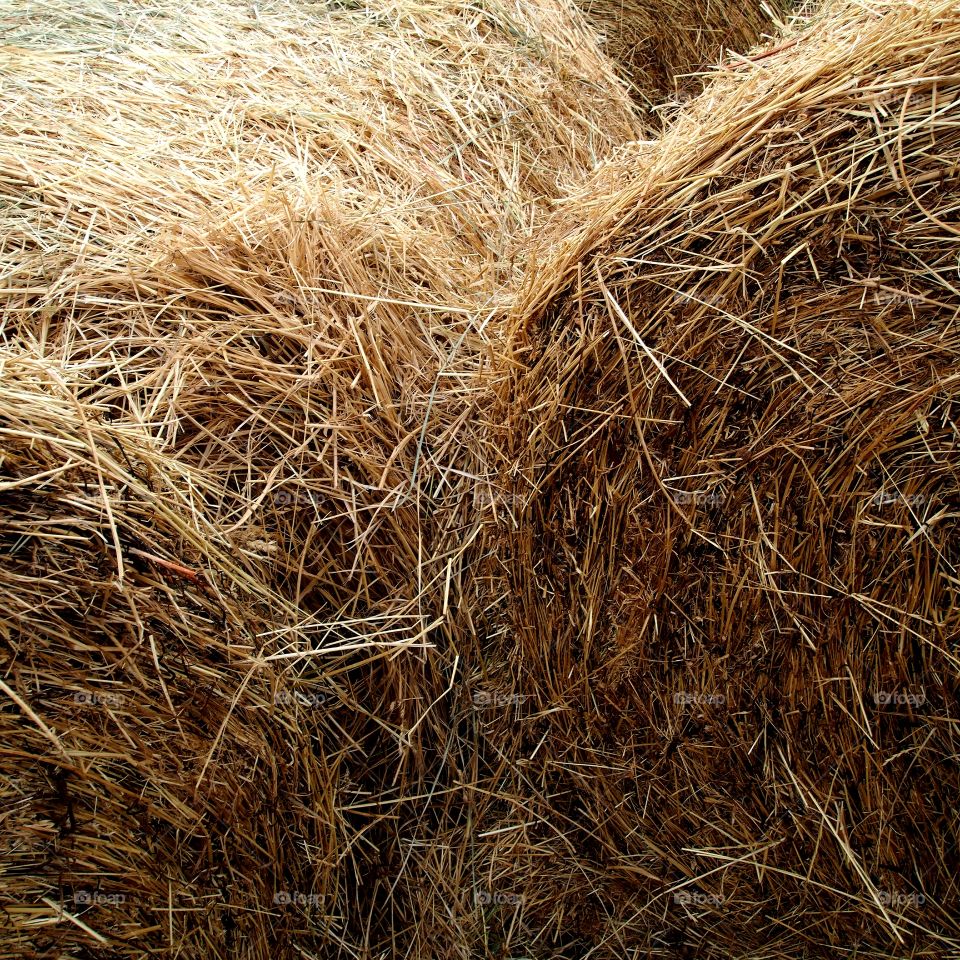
[0,0,639,955]
[0,0,641,618]
[501,0,960,954]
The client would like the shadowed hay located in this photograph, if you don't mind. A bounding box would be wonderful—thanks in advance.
[575,0,790,109]
[498,0,960,955]
[0,355,339,955]
[0,0,639,955]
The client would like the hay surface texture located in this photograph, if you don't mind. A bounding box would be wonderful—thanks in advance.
[503,0,960,955]
[0,0,637,956]
[4,0,960,957]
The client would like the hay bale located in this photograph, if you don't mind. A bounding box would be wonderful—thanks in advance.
[0,0,639,955]
[501,0,960,954]
[0,353,342,955]
[575,0,789,107]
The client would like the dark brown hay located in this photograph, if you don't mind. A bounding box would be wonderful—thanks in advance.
[499,0,960,955]
[4,0,960,956]
[0,353,339,957]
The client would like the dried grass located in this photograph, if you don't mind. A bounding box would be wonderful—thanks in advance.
[0,0,637,955]
[501,0,960,954]
[3,0,959,956]
[575,0,790,109]
[0,354,334,955]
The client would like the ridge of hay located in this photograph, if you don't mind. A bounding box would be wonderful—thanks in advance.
[496,0,960,954]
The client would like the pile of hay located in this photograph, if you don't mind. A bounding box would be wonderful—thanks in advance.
[0,356,329,955]
[501,0,960,954]
[0,0,639,955]
[3,0,959,956]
